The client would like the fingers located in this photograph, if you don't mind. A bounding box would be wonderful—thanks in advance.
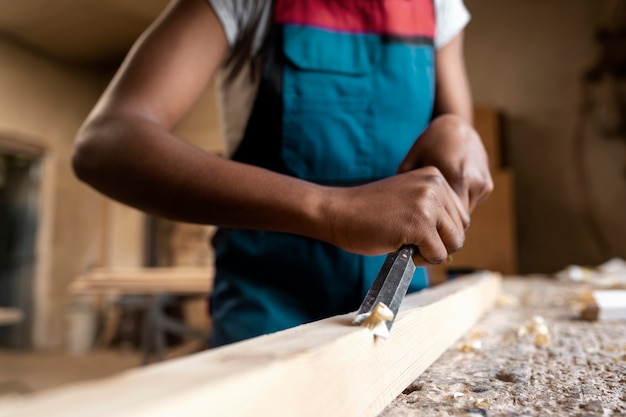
[437,210,465,254]
[421,166,469,231]
[447,163,493,213]
[413,224,449,264]
[324,166,474,261]
[406,168,467,264]
[467,174,494,212]
[445,183,470,230]
[412,218,464,265]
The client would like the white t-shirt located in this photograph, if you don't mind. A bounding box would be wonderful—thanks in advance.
[209,0,471,56]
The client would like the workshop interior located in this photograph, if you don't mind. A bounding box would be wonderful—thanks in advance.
[0,0,625,415]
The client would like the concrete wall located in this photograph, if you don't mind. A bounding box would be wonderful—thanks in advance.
[464,0,626,273]
[0,38,107,348]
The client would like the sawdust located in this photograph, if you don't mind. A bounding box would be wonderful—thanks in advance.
[517,315,551,347]
[379,278,626,417]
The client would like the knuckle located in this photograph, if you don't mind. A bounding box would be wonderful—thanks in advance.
[421,165,443,179]
[484,179,495,194]
[450,235,465,253]
[427,252,448,265]
[416,186,439,203]
[427,173,446,187]
[474,180,494,206]
[446,227,465,253]
[414,204,435,224]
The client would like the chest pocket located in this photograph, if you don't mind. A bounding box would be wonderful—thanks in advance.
[281,25,381,183]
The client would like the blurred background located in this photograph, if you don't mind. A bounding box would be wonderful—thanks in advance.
[0,0,625,395]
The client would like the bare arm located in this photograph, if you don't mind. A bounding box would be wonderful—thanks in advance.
[73,0,327,239]
[399,31,493,212]
[73,0,468,264]
[433,31,473,122]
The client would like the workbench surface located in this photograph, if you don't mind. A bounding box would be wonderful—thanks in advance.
[379,277,626,417]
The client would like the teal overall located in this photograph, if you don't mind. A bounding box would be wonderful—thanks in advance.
[210,0,437,347]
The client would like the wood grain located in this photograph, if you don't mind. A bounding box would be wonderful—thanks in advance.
[1,273,501,417]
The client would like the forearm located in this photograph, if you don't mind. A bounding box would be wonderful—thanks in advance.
[73,115,329,240]
[74,114,474,263]
[433,68,472,122]
[433,31,473,123]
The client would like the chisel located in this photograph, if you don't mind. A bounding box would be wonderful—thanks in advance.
[352,245,416,339]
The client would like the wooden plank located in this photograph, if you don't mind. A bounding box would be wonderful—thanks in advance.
[0,273,500,417]
[580,290,626,321]
[0,308,22,326]
[70,267,214,295]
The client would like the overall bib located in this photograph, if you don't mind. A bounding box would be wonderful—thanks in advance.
[210,0,437,347]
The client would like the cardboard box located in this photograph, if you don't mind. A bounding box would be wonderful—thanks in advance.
[474,106,504,170]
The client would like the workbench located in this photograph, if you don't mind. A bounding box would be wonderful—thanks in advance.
[379,276,626,416]
[2,274,624,417]
[70,267,213,294]
[70,267,213,363]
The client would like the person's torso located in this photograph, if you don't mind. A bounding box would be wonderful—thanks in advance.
[233,0,438,185]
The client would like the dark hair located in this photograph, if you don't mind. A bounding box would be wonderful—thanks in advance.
[222,1,273,83]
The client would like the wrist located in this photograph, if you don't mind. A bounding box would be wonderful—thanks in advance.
[300,184,341,245]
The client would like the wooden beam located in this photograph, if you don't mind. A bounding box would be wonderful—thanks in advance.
[0,273,501,417]
[69,267,214,295]
[0,308,22,326]
[580,290,626,321]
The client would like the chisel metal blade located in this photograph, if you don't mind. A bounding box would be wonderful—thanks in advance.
[353,245,416,338]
